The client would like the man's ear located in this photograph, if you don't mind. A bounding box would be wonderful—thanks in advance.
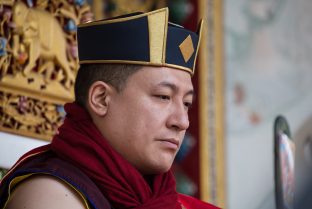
[88,81,113,117]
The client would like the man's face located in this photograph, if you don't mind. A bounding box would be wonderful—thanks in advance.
[102,66,194,174]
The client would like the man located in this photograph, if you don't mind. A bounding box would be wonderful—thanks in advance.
[0,8,220,209]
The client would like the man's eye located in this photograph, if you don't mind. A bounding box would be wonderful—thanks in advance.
[184,102,193,109]
[156,95,170,100]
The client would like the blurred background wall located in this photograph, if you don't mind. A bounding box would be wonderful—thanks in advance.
[225,0,312,208]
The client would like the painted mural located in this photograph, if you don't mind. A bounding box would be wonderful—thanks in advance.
[225,0,312,208]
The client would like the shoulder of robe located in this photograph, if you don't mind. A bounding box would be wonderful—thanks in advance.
[4,175,87,209]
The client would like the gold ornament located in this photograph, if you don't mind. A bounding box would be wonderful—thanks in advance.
[0,0,93,140]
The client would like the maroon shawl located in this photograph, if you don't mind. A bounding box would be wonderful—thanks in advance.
[50,102,181,209]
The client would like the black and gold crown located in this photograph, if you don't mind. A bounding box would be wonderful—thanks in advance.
[77,8,203,75]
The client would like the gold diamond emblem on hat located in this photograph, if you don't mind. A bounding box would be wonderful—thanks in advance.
[179,35,194,63]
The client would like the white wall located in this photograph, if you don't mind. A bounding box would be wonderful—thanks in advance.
[0,132,48,169]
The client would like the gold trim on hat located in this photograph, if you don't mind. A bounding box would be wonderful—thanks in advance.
[78,8,169,28]
[147,8,168,64]
[79,59,193,75]
[192,19,204,74]
[162,10,168,64]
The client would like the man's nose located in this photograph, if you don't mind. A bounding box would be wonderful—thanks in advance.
[166,102,190,131]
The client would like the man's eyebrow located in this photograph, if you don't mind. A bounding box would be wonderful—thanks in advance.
[156,81,194,97]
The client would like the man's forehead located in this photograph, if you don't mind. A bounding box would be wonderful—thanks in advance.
[130,66,194,92]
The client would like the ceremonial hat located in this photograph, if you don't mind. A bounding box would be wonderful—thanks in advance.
[77,8,203,75]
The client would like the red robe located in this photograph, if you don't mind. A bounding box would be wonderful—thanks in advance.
[0,103,220,209]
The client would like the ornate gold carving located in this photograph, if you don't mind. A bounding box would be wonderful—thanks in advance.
[0,91,65,140]
[179,35,194,63]
[97,0,167,19]
[0,0,93,140]
[12,2,75,89]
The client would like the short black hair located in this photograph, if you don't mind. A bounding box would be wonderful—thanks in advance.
[74,64,142,107]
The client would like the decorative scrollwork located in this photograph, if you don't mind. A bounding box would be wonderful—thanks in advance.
[0,0,93,140]
[102,0,166,18]
[0,91,65,140]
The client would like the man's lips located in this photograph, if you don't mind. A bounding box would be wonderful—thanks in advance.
[157,138,179,149]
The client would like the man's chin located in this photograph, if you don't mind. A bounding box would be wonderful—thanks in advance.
[145,161,174,175]
[140,163,172,175]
